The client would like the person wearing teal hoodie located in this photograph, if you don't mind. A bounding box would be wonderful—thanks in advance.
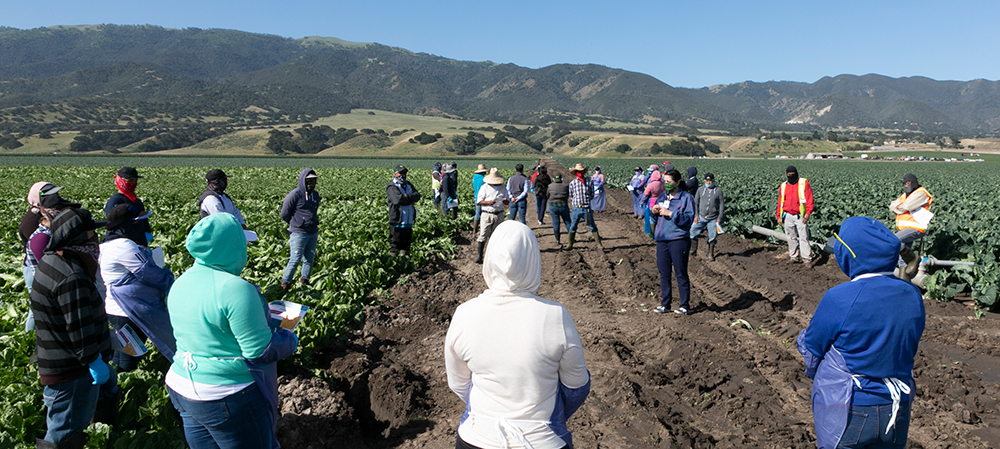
[165,213,297,449]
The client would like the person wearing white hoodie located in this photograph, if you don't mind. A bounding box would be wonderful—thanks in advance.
[445,221,590,449]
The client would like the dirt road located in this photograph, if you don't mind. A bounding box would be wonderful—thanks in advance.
[276,160,1000,448]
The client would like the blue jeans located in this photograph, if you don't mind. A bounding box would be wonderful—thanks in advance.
[535,195,548,223]
[656,239,691,310]
[508,198,527,223]
[569,207,598,233]
[283,232,318,283]
[689,217,719,243]
[42,368,118,443]
[837,402,911,448]
[474,204,482,221]
[23,264,36,331]
[168,385,272,449]
[550,203,571,234]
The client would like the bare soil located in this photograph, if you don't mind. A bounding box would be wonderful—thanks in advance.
[276,160,1000,449]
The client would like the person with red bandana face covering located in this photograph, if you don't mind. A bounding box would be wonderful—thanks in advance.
[104,167,153,247]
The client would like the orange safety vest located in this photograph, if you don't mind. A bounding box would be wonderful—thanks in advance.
[895,186,932,233]
[778,178,808,217]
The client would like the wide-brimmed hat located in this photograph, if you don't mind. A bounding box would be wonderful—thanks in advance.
[484,168,504,185]
[569,163,588,174]
[474,164,488,174]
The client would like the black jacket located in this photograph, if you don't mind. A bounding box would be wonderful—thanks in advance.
[387,179,421,225]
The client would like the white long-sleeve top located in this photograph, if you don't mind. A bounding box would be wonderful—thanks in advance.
[445,221,589,449]
[201,194,246,226]
[99,238,148,317]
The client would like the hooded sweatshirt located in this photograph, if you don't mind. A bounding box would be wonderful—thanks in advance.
[800,217,925,405]
[684,166,699,195]
[642,170,665,207]
[31,209,112,385]
[167,213,272,386]
[445,221,590,449]
[280,169,321,234]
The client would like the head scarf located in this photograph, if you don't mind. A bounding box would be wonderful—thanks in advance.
[115,174,138,202]
[786,166,799,185]
[903,174,919,194]
[482,221,541,295]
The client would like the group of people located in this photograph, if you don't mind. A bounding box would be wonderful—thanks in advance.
[19,166,317,448]
[21,158,935,449]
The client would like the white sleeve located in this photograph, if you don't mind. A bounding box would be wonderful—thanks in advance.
[202,195,224,216]
[445,309,473,402]
[558,307,589,388]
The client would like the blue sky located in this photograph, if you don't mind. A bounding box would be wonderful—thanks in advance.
[5,0,998,87]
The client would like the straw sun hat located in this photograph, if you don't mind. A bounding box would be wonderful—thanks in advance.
[569,163,589,174]
[483,168,505,185]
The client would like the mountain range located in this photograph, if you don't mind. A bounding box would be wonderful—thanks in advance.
[1,24,998,134]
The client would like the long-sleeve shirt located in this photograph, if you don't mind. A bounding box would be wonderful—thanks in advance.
[568,177,593,208]
[889,189,931,215]
[476,184,509,213]
[201,193,246,226]
[507,173,529,202]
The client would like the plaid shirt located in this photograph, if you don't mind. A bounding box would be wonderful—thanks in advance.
[569,177,594,208]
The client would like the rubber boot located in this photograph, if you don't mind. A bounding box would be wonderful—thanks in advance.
[450,208,458,220]
[37,431,88,449]
[554,231,562,249]
[472,220,480,233]
[92,387,122,426]
[707,241,716,261]
[690,238,699,256]
[900,246,920,277]
[566,233,576,250]
[474,241,485,264]
[593,232,604,250]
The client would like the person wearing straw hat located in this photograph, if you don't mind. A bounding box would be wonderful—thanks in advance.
[566,163,603,250]
[474,168,509,263]
[472,164,488,232]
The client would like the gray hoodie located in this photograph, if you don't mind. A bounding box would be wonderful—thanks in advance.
[280,169,321,234]
[694,184,724,221]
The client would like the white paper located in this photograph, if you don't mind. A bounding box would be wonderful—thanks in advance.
[112,323,149,357]
[150,247,165,268]
[244,230,258,242]
[910,207,933,226]
[269,300,309,330]
[716,222,726,234]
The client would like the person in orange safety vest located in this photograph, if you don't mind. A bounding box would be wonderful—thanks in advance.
[889,173,932,278]
[776,166,814,267]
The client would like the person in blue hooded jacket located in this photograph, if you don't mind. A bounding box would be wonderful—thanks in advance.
[279,169,320,290]
[798,216,925,449]
[650,170,696,315]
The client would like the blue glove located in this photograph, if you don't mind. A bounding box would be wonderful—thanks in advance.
[89,359,110,385]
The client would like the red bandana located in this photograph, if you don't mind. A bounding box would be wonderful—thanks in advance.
[114,174,137,202]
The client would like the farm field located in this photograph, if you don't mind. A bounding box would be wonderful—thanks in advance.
[1,157,998,448]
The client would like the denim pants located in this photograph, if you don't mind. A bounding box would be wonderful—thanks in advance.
[508,199,527,223]
[895,228,923,248]
[168,385,272,449]
[837,401,911,449]
[23,264,35,331]
[656,239,691,310]
[42,368,118,443]
[283,231,318,283]
[549,203,571,235]
[108,315,147,372]
[474,204,482,221]
[689,217,719,243]
[569,207,598,233]
[535,195,548,223]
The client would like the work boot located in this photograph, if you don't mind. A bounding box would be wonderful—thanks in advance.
[280,280,290,291]
[593,232,604,250]
[900,246,920,276]
[708,242,716,261]
[300,278,310,286]
[92,387,122,426]
[690,238,699,256]
[566,233,576,250]
[472,220,480,233]
[554,232,562,248]
[37,431,88,449]
[474,241,486,264]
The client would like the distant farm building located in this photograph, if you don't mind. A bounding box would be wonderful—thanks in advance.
[870,146,907,151]
[806,152,843,159]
